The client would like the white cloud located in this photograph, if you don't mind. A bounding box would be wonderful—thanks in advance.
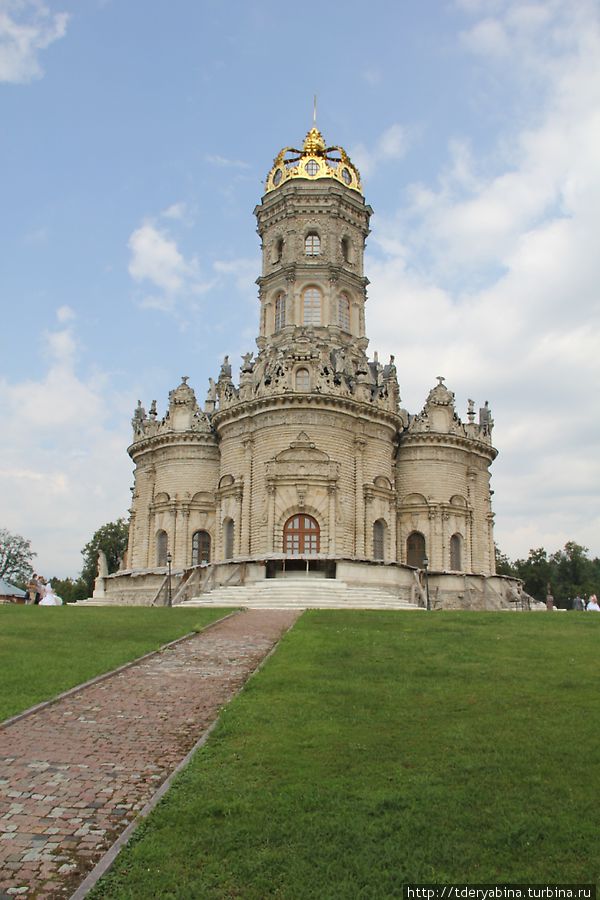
[205,154,250,169]
[366,0,600,559]
[351,123,412,179]
[127,220,212,312]
[0,322,133,578]
[56,304,75,323]
[0,0,68,84]
[161,201,188,221]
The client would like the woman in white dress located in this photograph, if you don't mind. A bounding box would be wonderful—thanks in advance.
[39,582,63,606]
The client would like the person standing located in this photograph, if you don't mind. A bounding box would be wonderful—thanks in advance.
[573,594,585,611]
[586,594,600,612]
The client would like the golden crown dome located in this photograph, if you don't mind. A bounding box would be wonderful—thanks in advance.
[265,127,362,195]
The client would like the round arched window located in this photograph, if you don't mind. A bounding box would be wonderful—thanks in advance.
[305,232,321,256]
[406,531,426,568]
[295,368,310,392]
[303,287,321,325]
[283,515,320,556]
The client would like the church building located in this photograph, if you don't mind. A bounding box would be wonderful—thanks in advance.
[102,125,518,609]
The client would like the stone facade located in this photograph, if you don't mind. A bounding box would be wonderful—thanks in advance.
[107,126,516,608]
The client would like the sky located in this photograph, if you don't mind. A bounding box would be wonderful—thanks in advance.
[1,0,599,579]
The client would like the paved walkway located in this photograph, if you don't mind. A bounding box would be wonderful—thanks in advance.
[0,609,299,899]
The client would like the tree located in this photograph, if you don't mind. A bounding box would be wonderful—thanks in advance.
[80,518,129,596]
[49,576,88,604]
[513,547,553,603]
[0,528,36,587]
[495,544,516,577]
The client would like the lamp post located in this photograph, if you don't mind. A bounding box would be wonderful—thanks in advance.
[422,554,431,611]
[166,551,172,607]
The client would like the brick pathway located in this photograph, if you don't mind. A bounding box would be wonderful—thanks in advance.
[0,609,300,899]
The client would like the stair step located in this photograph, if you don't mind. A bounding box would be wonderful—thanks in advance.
[178,579,422,610]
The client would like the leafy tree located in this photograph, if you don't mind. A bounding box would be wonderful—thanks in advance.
[551,542,591,602]
[495,544,516,577]
[0,528,36,587]
[80,518,129,596]
[48,576,88,604]
[513,547,553,603]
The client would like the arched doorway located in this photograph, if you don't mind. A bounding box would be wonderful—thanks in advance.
[191,530,211,566]
[406,531,426,567]
[283,514,320,556]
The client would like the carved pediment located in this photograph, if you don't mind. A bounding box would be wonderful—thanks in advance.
[267,433,339,483]
[274,432,330,464]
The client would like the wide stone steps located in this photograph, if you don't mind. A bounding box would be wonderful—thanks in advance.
[180,579,423,610]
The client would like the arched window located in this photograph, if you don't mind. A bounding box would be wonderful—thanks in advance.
[373,519,386,561]
[406,531,426,568]
[341,236,351,263]
[303,287,321,325]
[275,237,284,262]
[156,530,168,566]
[275,293,286,331]
[224,519,234,560]
[191,530,211,566]
[305,232,320,256]
[295,368,310,391]
[338,293,351,331]
[283,515,320,556]
[450,533,463,571]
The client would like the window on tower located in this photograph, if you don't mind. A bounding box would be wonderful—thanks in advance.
[295,368,310,391]
[338,293,351,331]
[303,287,322,325]
[275,293,286,331]
[305,232,321,256]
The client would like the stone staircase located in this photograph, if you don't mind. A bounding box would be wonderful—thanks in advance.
[178,578,423,611]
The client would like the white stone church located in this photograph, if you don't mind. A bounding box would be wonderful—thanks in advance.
[100,126,520,609]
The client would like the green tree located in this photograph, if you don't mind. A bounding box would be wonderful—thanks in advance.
[80,518,129,596]
[0,528,36,587]
[494,544,516,577]
[550,542,597,606]
[48,576,88,604]
[513,547,553,603]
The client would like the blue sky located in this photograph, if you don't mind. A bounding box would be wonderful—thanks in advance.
[1,0,599,578]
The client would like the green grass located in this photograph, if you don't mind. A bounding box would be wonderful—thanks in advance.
[90,611,600,898]
[0,606,228,721]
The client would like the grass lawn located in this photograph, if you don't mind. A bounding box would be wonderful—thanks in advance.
[90,610,599,898]
[0,606,228,722]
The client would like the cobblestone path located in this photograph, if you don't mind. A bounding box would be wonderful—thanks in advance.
[0,609,300,899]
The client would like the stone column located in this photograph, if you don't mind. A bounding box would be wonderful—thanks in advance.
[389,499,397,563]
[178,506,190,568]
[235,488,243,557]
[242,439,254,556]
[327,483,337,554]
[267,483,276,553]
[428,507,437,567]
[354,438,366,557]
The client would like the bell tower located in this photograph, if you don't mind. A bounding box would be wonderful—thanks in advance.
[254,126,373,352]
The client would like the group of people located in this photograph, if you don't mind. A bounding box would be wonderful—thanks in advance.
[573,593,599,611]
[26,574,63,606]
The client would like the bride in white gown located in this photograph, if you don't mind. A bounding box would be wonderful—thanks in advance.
[39,582,63,606]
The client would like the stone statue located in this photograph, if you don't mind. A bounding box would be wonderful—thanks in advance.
[219,355,232,379]
[149,400,157,420]
[132,400,146,427]
[207,378,217,402]
[241,351,254,372]
[97,550,109,577]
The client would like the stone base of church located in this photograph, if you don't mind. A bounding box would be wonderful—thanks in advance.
[89,558,528,611]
